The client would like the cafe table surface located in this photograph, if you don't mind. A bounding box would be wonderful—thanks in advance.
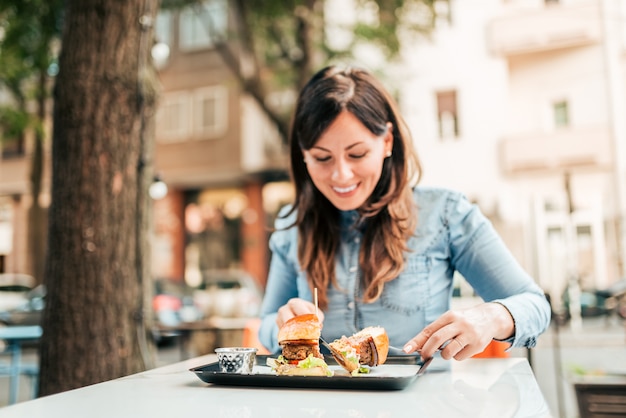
[0,354,551,417]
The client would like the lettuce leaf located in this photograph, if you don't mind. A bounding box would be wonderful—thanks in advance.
[298,355,333,376]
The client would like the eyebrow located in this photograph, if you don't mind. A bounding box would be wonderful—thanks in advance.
[311,142,365,152]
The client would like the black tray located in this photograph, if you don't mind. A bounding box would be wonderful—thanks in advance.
[190,355,426,391]
[255,354,423,366]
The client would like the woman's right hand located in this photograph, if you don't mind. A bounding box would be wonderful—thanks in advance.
[276,298,324,328]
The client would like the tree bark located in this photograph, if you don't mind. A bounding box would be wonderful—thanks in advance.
[39,0,159,395]
[28,69,48,286]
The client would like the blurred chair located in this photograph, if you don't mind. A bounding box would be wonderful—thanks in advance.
[0,274,35,291]
[0,325,42,404]
[241,318,271,355]
[574,380,626,418]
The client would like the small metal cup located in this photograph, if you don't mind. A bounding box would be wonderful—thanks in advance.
[215,347,258,374]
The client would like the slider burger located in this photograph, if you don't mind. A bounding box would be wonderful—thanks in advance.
[267,313,333,376]
[329,326,389,374]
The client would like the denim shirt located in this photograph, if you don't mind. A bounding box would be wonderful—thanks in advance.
[258,187,551,354]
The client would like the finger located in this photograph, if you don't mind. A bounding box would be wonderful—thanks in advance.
[453,346,474,361]
[316,310,325,323]
[405,330,450,358]
[402,326,436,353]
[276,298,319,328]
[453,336,498,361]
[404,312,457,356]
[275,305,293,328]
[286,298,317,316]
[441,337,468,360]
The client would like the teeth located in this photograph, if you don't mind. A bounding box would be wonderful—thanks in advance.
[333,184,357,193]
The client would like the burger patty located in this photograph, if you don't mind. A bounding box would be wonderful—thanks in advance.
[349,335,375,366]
[281,342,322,361]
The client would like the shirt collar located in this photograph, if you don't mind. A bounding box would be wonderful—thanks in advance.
[339,210,360,228]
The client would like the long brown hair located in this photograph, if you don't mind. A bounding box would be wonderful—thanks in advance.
[284,66,422,309]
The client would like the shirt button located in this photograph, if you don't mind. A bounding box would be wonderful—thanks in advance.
[349,266,357,273]
[354,237,360,243]
[348,302,355,310]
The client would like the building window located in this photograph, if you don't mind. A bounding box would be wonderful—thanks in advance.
[553,100,569,128]
[436,90,459,140]
[179,0,227,51]
[156,86,228,143]
[194,86,228,138]
[157,92,190,142]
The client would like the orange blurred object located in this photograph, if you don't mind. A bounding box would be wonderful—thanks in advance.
[472,340,510,358]
[242,317,271,354]
[153,294,182,311]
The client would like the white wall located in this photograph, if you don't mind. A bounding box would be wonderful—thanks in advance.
[325,0,624,285]
[508,46,608,133]
[395,0,625,287]
[399,0,508,213]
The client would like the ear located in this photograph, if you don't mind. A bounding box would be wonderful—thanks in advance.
[384,122,394,155]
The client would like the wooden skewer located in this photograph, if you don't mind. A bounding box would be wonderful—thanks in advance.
[314,288,319,318]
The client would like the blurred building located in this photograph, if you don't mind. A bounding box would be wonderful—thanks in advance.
[1,0,625,306]
[0,1,294,289]
[0,87,52,277]
[396,0,626,305]
[149,2,292,288]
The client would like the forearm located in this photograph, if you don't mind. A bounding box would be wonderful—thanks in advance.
[258,313,280,354]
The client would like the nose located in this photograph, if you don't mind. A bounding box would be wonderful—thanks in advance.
[331,158,353,182]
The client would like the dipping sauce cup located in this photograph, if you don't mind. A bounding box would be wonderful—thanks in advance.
[215,347,258,374]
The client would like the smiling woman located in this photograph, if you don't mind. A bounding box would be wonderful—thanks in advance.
[302,112,392,212]
[258,65,551,363]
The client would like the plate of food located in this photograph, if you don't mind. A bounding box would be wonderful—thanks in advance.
[190,314,428,390]
[189,360,423,390]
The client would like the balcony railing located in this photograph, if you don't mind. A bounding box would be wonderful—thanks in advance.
[488,2,601,57]
[499,125,613,175]
[0,156,30,195]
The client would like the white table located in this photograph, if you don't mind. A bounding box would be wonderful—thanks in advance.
[0,355,551,417]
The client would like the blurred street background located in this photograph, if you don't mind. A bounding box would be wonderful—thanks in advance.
[0,0,626,416]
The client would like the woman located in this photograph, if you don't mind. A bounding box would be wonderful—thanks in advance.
[258,65,551,361]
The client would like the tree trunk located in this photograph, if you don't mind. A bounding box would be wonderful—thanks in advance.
[28,70,48,286]
[39,0,159,395]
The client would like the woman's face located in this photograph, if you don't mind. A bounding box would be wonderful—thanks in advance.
[303,111,392,211]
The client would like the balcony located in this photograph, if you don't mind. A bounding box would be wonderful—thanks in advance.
[499,125,613,175]
[488,2,601,57]
[0,157,30,195]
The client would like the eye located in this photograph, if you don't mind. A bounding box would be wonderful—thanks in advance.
[314,155,331,163]
[349,151,367,159]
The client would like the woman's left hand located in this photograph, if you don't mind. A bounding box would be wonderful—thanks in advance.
[275,297,324,329]
[402,302,515,360]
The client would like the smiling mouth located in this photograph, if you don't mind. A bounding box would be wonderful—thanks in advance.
[333,184,357,194]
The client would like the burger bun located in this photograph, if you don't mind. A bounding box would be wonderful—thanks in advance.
[277,313,321,343]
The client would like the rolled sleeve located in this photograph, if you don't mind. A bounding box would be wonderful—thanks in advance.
[447,192,551,348]
[494,293,551,348]
[258,207,299,353]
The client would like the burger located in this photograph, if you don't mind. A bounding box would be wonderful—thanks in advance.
[328,326,389,374]
[267,313,333,376]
